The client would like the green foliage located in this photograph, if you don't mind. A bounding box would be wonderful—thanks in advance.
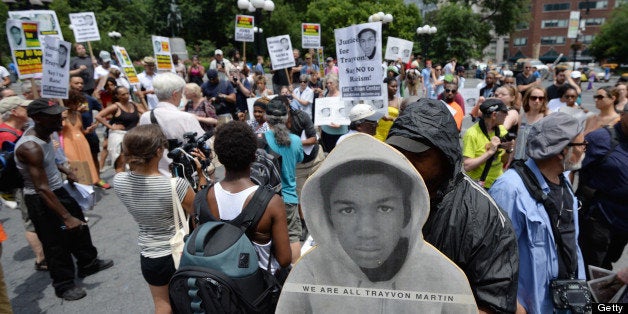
[437,0,530,35]
[589,4,628,63]
[428,4,491,64]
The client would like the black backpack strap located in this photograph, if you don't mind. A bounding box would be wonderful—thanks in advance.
[0,128,19,138]
[193,182,216,225]
[150,109,158,125]
[230,186,275,233]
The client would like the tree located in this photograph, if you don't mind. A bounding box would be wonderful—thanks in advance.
[428,4,492,64]
[589,3,628,64]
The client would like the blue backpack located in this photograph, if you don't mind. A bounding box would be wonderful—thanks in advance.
[0,128,24,194]
[169,185,280,313]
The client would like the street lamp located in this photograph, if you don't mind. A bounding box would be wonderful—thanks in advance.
[368,12,393,24]
[238,0,274,58]
[253,27,263,57]
[417,24,437,62]
[108,31,122,45]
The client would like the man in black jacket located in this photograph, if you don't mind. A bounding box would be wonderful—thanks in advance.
[386,98,519,313]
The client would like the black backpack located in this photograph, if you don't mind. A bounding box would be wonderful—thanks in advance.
[251,134,282,195]
[170,185,281,313]
[0,128,24,193]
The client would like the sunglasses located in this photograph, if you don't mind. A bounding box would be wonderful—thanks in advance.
[529,96,545,101]
[567,141,588,151]
[300,80,307,83]
[593,95,607,100]
[445,88,457,93]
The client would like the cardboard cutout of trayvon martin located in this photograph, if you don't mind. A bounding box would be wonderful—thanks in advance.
[276,134,477,313]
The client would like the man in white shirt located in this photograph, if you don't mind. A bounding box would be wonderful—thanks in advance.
[93,51,121,99]
[136,56,159,109]
[138,72,207,177]
[291,74,314,119]
[209,49,233,82]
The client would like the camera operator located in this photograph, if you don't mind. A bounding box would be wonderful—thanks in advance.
[462,98,514,189]
[229,67,252,121]
[201,70,237,121]
[139,72,211,177]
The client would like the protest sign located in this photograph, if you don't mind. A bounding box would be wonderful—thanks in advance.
[41,36,70,98]
[113,46,139,84]
[302,23,321,49]
[384,37,413,63]
[458,88,478,114]
[6,19,43,79]
[235,15,255,42]
[69,12,100,42]
[335,22,383,100]
[152,35,174,72]
[266,35,295,70]
[314,97,350,126]
[8,10,63,39]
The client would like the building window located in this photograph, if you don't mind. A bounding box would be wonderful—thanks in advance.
[542,20,569,28]
[617,0,627,7]
[541,36,566,45]
[581,35,595,44]
[516,22,529,30]
[583,18,605,26]
[579,1,608,9]
[514,38,527,46]
[543,3,570,11]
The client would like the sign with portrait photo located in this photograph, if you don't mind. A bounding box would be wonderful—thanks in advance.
[113,45,139,84]
[6,19,43,79]
[302,23,321,49]
[314,97,350,126]
[235,15,255,42]
[152,35,174,72]
[384,37,413,63]
[266,35,295,70]
[69,12,100,42]
[8,10,63,39]
[335,22,383,100]
[41,36,70,99]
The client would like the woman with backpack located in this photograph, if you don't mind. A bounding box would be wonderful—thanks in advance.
[113,124,205,314]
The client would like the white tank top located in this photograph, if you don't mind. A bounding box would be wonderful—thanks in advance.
[214,183,279,273]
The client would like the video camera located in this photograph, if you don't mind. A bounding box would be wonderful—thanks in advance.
[167,131,213,190]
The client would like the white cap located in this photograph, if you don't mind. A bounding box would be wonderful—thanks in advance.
[571,71,582,79]
[349,104,384,122]
[215,49,223,56]
[99,51,111,62]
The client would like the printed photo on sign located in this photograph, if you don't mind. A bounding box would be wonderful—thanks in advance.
[275,134,478,313]
[69,12,101,42]
[235,15,255,42]
[267,35,295,71]
[42,36,70,98]
[335,22,383,100]
[7,22,26,50]
[152,35,174,72]
[314,97,350,126]
[302,23,321,49]
[6,19,43,79]
[384,37,413,63]
[458,88,478,114]
[8,10,63,39]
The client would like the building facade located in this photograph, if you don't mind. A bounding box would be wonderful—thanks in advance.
[509,0,625,64]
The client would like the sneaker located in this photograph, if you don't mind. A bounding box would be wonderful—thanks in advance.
[78,259,114,278]
[35,259,48,271]
[58,287,87,301]
[94,180,111,189]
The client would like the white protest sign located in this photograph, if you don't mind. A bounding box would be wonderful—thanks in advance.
[302,23,321,49]
[6,19,43,79]
[458,88,479,114]
[41,36,70,98]
[266,35,295,70]
[113,45,139,84]
[69,12,100,42]
[384,37,413,63]
[314,97,350,126]
[335,22,383,100]
[152,35,174,72]
[235,15,255,42]
[8,10,63,39]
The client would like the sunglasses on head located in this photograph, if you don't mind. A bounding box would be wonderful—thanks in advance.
[529,96,545,101]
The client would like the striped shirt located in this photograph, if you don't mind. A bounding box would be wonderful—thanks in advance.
[114,173,190,258]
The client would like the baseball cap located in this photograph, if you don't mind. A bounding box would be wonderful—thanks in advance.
[99,51,111,63]
[0,96,30,114]
[207,69,219,80]
[215,49,223,56]
[27,98,66,116]
[480,98,508,115]
[141,56,156,66]
[387,65,400,75]
[266,98,288,117]
[526,112,584,160]
[349,103,384,122]
[571,71,582,79]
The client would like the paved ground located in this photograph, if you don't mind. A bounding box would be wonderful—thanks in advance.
[0,76,624,313]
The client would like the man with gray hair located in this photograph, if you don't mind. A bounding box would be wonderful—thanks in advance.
[490,112,588,314]
[291,74,314,119]
[139,72,207,176]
